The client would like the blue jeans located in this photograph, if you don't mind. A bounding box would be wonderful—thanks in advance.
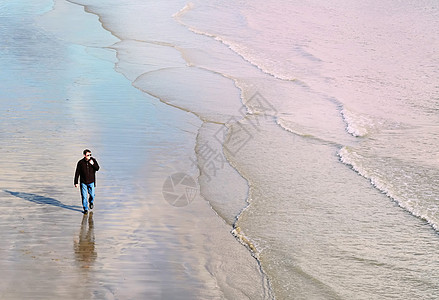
[80,182,95,211]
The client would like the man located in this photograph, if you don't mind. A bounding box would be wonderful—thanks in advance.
[74,149,100,214]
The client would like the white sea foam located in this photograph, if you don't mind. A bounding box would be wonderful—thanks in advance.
[340,108,375,137]
[172,2,194,18]
[172,3,297,81]
[338,146,439,231]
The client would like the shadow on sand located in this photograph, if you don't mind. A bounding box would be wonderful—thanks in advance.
[4,190,83,213]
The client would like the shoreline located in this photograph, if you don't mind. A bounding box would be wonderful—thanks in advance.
[68,0,277,297]
[0,0,273,298]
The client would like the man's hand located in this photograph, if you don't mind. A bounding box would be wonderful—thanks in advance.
[75,184,78,188]
[89,159,94,165]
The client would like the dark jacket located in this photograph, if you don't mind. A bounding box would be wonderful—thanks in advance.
[74,157,100,186]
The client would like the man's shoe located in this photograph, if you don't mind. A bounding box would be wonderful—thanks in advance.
[83,210,88,214]
[90,203,94,209]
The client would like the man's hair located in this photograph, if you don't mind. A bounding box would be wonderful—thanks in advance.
[83,149,91,155]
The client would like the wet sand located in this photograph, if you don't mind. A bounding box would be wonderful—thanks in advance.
[0,1,269,299]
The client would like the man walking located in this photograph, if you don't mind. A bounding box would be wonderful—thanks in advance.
[74,149,100,214]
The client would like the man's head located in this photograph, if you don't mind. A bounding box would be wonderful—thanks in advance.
[83,149,92,160]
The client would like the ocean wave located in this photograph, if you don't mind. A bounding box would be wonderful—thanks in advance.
[338,146,439,231]
[276,116,351,148]
[172,2,194,18]
[132,66,244,124]
[172,4,297,82]
[340,108,376,137]
[275,117,316,139]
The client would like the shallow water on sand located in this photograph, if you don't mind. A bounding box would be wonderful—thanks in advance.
[3,0,439,299]
[0,1,269,299]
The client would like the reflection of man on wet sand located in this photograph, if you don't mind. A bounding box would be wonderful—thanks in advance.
[74,212,97,268]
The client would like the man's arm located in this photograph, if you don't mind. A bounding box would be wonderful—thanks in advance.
[91,158,100,171]
[74,161,80,186]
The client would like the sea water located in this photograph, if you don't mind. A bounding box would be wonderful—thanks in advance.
[177,2,439,298]
[74,0,439,298]
[7,0,439,298]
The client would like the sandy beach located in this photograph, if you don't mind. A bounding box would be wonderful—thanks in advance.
[3,0,439,299]
[0,1,269,299]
